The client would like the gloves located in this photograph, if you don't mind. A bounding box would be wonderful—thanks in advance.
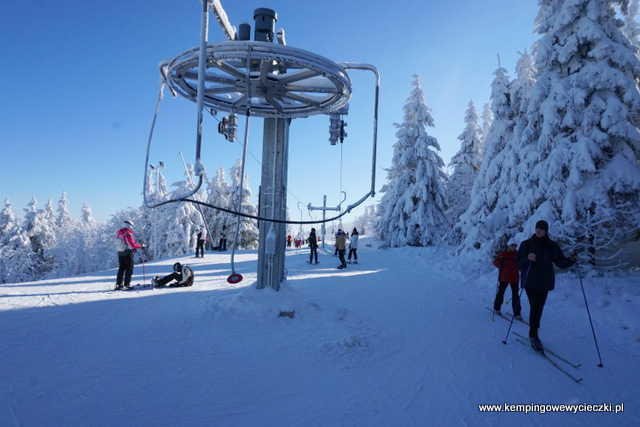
[141,243,147,249]
[528,253,536,261]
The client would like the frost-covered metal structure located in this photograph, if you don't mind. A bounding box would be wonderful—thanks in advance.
[145,1,379,291]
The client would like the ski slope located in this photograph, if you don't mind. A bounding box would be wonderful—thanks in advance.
[1,237,638,426]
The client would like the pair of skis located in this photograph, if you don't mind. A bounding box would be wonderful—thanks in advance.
[512,332,583,383]
[485,306,529,326]
[488,307,582,382]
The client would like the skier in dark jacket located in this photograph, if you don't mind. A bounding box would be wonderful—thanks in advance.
[516,220,576,352]
[308,228,319,264]
[492,238,521,319]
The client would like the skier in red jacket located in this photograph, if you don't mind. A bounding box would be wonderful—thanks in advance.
[492,238,522,319]
[115,220,144,290]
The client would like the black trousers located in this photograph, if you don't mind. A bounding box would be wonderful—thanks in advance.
[525,288,549,339]
[158,272,181,287]
[309,246,318,263]
[338,249,346,267]
[348,248,358,261]
[116,250,134,286]
[196,240,205,257]
[493,282,520,315]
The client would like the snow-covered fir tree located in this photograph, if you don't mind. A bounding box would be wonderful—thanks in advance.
[457,49,538,257]
[513,0,640,267]
[80,202,96,228]
[455,64,514,254]
[56,191,75,230]
[480,102,493,154]
[205,166,231,247]
[445,100,482,243]
[353,204,377,236]
[224,159,259,249]
[162,171,202,257]
[377,75,449,247]
[146,167,170,260]
[0,199,39,283]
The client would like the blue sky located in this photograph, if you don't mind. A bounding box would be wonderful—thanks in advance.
[0,0,539,223]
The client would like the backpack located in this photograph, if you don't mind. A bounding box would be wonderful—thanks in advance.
[116,232,127,252]
[178,266,195,287]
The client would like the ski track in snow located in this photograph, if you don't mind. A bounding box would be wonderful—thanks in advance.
[0,238,639,426]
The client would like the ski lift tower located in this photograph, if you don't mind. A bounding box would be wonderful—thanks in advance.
[161,1,378,291]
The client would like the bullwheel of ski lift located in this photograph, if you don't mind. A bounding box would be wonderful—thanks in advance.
[227,273,243,284]
[163,41,352,119]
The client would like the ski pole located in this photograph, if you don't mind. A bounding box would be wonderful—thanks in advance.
[142,248,147,288]
[576,260,604,367]
[492,277,500,322]
[503,261,531,344]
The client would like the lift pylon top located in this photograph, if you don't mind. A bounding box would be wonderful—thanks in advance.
[162,41,353,119]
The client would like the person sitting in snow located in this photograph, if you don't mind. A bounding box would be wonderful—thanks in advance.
[152,262,194,288]
[492,238,521,319]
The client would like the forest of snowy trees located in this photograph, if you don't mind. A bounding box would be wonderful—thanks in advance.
[375,0,640,271]
[2,0,639,283]
[0,161,260,284]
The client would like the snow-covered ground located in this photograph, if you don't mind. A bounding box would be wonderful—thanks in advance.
[1,237,639,426]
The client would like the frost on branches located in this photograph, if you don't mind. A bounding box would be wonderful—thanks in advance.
[377,75,449,247]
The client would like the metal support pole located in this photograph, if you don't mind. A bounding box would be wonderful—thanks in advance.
[257,118,290,290]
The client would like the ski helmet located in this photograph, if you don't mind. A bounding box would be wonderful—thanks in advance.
[124,220,134,228]
[173,262,182,272]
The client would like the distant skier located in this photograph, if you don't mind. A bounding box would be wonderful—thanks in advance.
[516,220,577,353]
[151,262,194,288]
[492,238,521,319]
[308,228,319,264]
[115,220,145,290]
[195,227,206,258]
[347,227,359,264]
[336,230,347,269]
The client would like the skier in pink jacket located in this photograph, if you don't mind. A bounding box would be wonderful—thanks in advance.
[115,220,144,290]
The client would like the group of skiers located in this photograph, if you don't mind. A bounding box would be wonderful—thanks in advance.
[116,217,577,356]
[305,227,360,268]
[492,220,577,353]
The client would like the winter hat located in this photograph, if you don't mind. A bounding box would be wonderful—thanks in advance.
[535,220,549,232]
[507,238,517,246]
[124,220,134,228]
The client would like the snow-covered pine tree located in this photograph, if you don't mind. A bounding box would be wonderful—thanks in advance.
[56,191,75,230]
[480,102,493,155]
[621,0,640,48]
[514,0,640,268]
[456,64,513,254]
[353,204,377,236]
[445,100,482,244]
[377,75,449,247]
[224,159,259,249]
[162,171,202,257]
[205,166,231,248]
[146,167,170,260]
[0,198,38,283]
